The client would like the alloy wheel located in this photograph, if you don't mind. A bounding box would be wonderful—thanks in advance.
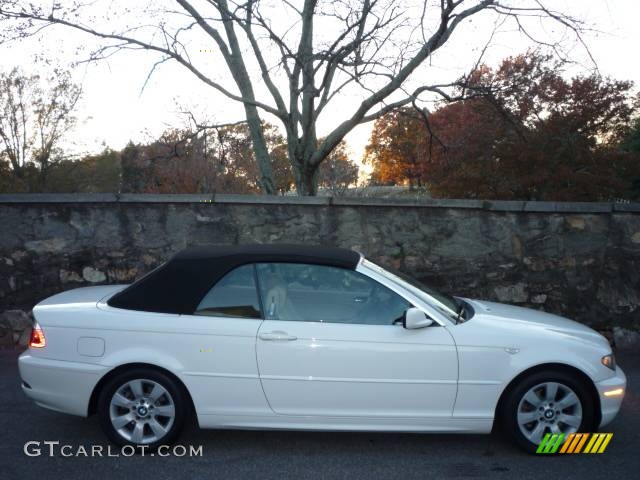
[516,381,583,444]
[109,378,176,444]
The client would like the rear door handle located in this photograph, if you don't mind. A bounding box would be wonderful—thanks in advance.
[259,330,297,341]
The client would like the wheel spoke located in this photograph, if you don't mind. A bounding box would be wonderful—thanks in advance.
[549,423,561,434]
[111,393,133,409]
[131,422,144,443]
[517,410,539,424]
[155,404,175,417]
[556,391,579,410]
[526,422,546,444]
[149,384,166,402]
[149,418,168,438]
[111,413,135,429]
[128,380,144,398]
[545,382,559,402]
[558,413,581,428]
[523,389,542,407]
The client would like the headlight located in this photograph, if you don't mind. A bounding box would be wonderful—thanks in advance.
[601,354,616,371]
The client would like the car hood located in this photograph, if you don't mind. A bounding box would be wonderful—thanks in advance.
[465,298,610,349]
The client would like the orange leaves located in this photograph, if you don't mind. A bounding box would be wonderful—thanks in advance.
[364,52,640,201]
[365,109,428,187]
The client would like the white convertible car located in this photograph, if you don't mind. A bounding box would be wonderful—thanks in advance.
[19,244,626,453]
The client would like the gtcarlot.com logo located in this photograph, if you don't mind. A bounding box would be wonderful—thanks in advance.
[24,441,203,457]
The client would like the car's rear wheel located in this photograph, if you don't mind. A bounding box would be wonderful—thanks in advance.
[501,369,597,453]
[98,368,187,449]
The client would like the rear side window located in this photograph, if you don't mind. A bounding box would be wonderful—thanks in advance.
[194,264,262,319]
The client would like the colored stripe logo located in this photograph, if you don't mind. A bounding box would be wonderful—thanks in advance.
[536,433,613,454]
[536,433,565,453]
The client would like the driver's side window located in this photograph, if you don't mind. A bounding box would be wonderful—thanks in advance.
[255,263,411,325]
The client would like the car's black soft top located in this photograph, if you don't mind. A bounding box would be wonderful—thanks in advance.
[107,244,361,314]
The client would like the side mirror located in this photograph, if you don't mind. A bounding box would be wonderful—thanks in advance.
[403,307,434,329]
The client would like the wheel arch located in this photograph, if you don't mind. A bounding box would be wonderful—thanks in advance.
[493,362,601,430]
[88,362,197,424]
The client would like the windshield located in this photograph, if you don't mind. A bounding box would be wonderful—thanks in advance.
[362,259,461,321]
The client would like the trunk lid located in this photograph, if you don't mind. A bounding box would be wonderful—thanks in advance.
[35,285,128,310]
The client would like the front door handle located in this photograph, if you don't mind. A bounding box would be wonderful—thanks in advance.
[259,330,297,341]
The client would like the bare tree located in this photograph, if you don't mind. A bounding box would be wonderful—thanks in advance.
[0,0,588,194]
[0,67,81,183]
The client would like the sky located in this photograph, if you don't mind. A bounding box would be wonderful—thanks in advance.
[1,0,639,178]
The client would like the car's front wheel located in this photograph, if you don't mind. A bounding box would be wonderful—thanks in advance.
[501,369,597,453]
[98,368,187,449]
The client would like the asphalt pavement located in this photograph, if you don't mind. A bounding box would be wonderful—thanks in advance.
[1,348,638,480]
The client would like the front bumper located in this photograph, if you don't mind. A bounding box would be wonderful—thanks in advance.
[596,365,627,427]
[19,351,108,417]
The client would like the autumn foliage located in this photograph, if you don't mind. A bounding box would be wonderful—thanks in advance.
[119,124,358,195]
[0,122,358,195]
[365,52,640,201]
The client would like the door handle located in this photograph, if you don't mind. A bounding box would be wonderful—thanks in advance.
[259,330,297,341]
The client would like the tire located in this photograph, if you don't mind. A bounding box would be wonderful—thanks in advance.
[98,368,187,450]
[501,369,597,454]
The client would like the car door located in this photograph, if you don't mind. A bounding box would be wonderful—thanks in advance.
[177,264,271,417]
[255,262,458,418]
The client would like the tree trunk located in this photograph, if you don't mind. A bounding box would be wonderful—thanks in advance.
[215,0,276,195]
[243,104,276,195]
[292,159,319,195]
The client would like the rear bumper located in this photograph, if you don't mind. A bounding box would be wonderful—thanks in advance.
[19,351,108,417]
[596,365,626,427]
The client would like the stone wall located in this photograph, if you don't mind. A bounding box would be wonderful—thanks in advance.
[1,193,639,348]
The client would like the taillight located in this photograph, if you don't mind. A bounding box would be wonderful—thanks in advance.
[29,323,46,348]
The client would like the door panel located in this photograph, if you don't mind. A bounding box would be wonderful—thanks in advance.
[257,320,458,417]
[177,263,269,416]
[178,315,269,415]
